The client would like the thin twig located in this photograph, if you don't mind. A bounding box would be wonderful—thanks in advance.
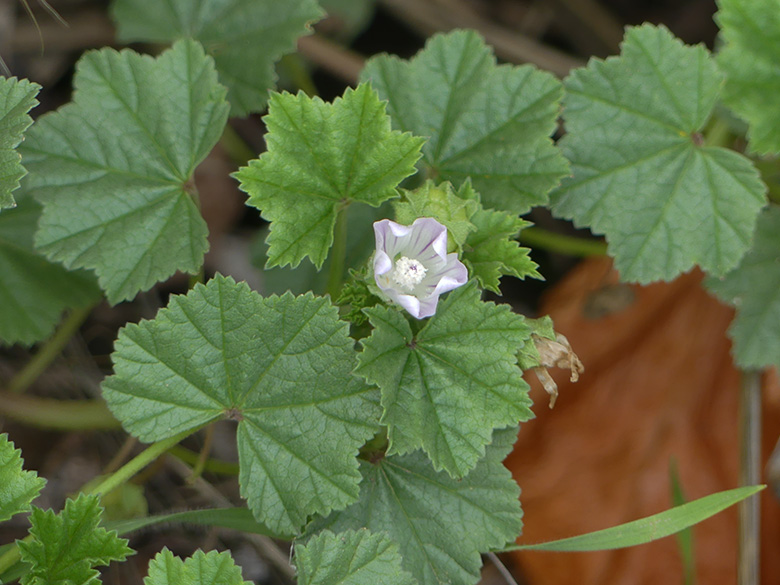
[378,0,584,77]
[297,33,365,86]
[166,456,296,582]
[550,0,623,55]
[739,370,762,585]
[486,552,520,585]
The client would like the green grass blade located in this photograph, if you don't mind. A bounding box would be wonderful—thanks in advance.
[511,485,764,552]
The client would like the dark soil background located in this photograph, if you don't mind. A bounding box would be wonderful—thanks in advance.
[0,1,732,584]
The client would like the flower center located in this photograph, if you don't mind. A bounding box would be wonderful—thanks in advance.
[391,256,427,291]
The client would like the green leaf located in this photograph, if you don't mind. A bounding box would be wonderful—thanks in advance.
[21,40,229,304]
[463,206,540,294]
[18,493,133,585]
[0,434,45,523]
[513,485,763,552]
[706,205,780,371]
[144,549,249,585]
[106,507,276,537]
[253,201,391,296]
[294,529,417,585]
[716,0,780,154]
[356,282,533,478]
[393,181,479,250]
[552,24,766,283]
[0,77,39,209]
[236,84,424,269]
[101,274,381,536]
[111,0,323,117]
[0,190,99,345]
[362,29,569,214]
[305,427,522,585]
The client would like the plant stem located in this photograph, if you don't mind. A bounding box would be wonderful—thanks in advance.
[168,445,240,475]
[0,392,120,430]
[220,124,257,168]
[327,205,350,300]
[704,116,733,149]
[7,305,93,394]
[86,428,198,498]
[0,428,196,576]
[519,227,607,257]
[279,53,318,97]
[738,370,762,585]
[189,423,214,482]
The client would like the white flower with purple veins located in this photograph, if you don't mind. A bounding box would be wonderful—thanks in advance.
[373,218,468,319]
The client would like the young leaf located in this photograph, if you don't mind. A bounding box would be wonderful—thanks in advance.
[111,0,323,117]
[0,434,46,523]
[552,24,766,283]
[294,529,417,585]
[102,275,381,536]
[305,427,523,585]
[356,282,533,478]
[144,549,249,585]
[0,77,39,209]
[393,181,479,250]
[463,206,540,293]
[707,205,780,371]
[21,40,230,304]
[0,190,99,345]
[236,84,424,269]
[362,29,569,214]
[716,0,780,155]
[513,485,763,552]
[18,493,133,585]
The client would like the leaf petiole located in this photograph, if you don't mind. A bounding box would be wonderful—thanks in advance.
[7,305,94,394]
[327,204,350,300]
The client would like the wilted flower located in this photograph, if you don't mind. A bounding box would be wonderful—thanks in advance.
[373,218,468,319]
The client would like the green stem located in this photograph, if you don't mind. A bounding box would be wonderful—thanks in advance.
[168,445,240,475]
[7,305,93,394]
[279,53,318,97]
[519,227,607,257]
[327,205,350,299]
[0,428,195,576]
[704,116,733,149]
[220,124,257,168]
[738,370,762,585]
[86,428,197,498]
[0,392,120,430]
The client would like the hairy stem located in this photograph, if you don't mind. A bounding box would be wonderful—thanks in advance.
[8,305,93,394]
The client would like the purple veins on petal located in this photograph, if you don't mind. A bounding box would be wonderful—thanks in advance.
[372,217,468,319]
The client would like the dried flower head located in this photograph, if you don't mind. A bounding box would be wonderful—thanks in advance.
[373,218,468,319]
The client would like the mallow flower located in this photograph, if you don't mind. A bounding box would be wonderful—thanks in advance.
[373,218,468,319]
